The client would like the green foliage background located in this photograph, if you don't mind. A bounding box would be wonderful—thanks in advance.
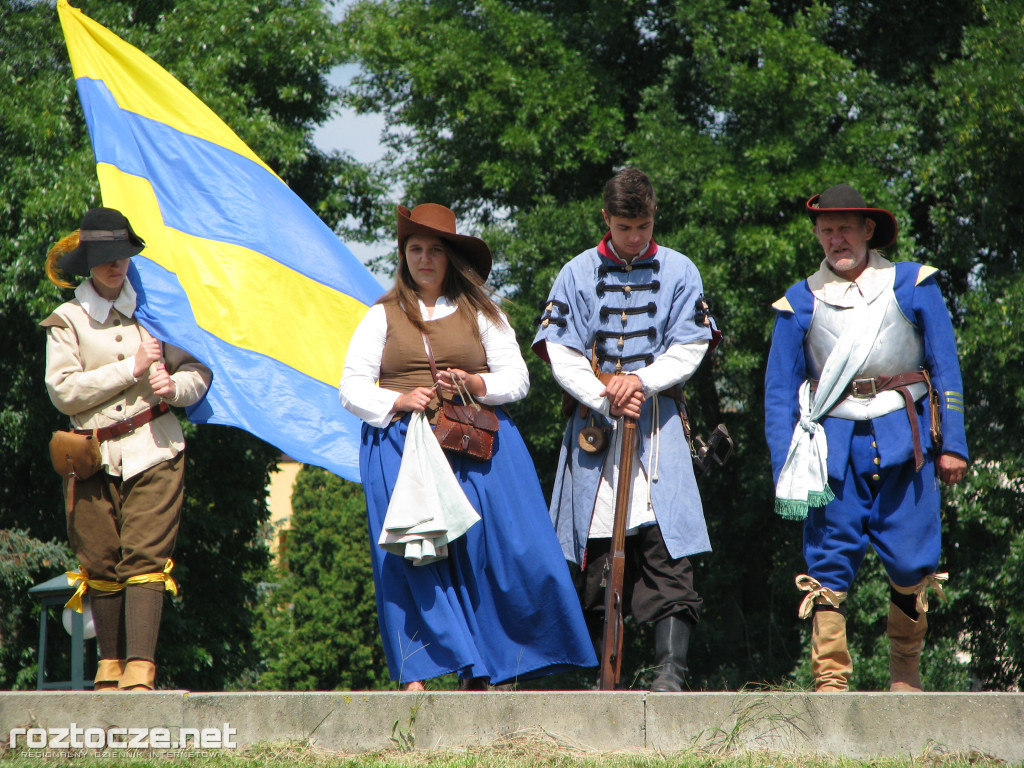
[254,466,389,691]
[1,0,1021,691]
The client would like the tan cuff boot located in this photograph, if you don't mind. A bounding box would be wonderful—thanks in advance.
[94,659,125,691]
[811,609,852,692]
[118,659,157,691]
[888,602,927,692]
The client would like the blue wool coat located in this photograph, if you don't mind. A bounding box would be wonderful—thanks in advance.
[764,261,968,486]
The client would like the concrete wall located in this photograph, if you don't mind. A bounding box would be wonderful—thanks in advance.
[2,691,1023,760]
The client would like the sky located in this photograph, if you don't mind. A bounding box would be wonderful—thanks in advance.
[313,65,387,166]
[311,62,393,289]
[313,4,394,290]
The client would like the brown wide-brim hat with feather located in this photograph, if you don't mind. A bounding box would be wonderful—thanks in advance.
[57,207,146,276]
[806,184,898,250]
[397,203,492,281]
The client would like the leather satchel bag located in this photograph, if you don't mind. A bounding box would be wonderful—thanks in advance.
[49,430,102,480]
[435,392,499,461]
[421,332,499,461]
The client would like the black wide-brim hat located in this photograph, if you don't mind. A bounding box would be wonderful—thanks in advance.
[806,184,898,250]
[397,204,492,281]
[57,207,146,276]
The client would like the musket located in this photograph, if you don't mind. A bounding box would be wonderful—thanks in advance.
[599,414,637,690]
[677,391,734,481]
[692,423,734,480]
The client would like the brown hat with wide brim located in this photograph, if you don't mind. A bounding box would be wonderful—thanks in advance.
[57,207,146,276]
[397,204,492,281]
[806,184,898,250]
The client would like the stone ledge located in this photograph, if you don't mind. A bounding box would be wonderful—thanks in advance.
[2,691,1021,761]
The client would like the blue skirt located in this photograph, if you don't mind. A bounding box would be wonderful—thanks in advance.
[361,410,598,685]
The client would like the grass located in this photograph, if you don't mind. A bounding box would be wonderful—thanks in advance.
[0,731,1015,768]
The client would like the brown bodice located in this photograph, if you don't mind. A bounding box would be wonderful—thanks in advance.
[378,302,489,396]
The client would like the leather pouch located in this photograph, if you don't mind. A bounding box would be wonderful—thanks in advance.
[434,400,499,461]
[49,430,102,480]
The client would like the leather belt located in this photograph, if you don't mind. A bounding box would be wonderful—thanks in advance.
[811,370,931,471]
[841,371,928,399]
[75,402,170,442]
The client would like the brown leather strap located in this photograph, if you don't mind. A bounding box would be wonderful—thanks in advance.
[844,370,927,398]
[421,332,445,406]
[895,386,925,471]
[74,402,169,442]
[65,475,76,518]
[874,370,928,390]
[420,332,440,382]
[809,370,928,398]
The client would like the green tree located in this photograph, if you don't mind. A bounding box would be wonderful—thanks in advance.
[914,1,1024,689]
[340,0,689,217]
[338,0,1024,690]
[0,530,76,689]
[255,466,389,690]
[0,0,386,689]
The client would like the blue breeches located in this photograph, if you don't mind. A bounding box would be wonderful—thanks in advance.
[803,421,941,593]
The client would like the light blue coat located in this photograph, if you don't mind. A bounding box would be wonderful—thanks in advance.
[533,238,713,564]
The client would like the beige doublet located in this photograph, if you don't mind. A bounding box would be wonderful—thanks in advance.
[42,281,210,480]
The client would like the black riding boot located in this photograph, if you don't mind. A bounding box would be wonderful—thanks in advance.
[650,615,691,692]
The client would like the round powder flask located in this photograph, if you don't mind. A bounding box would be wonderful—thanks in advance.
[578,424,607,454]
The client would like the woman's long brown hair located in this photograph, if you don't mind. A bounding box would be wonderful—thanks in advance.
[377,237,506,338]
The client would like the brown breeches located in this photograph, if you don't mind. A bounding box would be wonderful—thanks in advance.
[64,453,184,582]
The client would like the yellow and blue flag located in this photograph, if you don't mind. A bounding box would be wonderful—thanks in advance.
[58,0,384,481]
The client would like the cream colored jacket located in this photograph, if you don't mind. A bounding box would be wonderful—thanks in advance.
[43,280,211,480]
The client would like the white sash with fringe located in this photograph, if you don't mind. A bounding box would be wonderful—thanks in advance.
[774,291,888,520]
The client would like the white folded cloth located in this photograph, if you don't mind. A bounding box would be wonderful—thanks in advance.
[379,411,481,565]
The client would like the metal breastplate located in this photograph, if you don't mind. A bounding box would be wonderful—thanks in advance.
[804,290,924,380]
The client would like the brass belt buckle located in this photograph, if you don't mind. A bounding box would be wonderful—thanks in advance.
[850,378,877,398]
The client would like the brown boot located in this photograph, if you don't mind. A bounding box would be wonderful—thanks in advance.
[94,659,125,691]
[888,602,926,692]
[119,659,156,691]
[811,608,852,691]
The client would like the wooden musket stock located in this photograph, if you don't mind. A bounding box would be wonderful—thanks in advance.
[599,415,637,690]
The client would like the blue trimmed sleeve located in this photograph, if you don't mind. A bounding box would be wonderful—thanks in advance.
[531,254,596,362]
[895,264,968,461]
[764,282,814,483]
